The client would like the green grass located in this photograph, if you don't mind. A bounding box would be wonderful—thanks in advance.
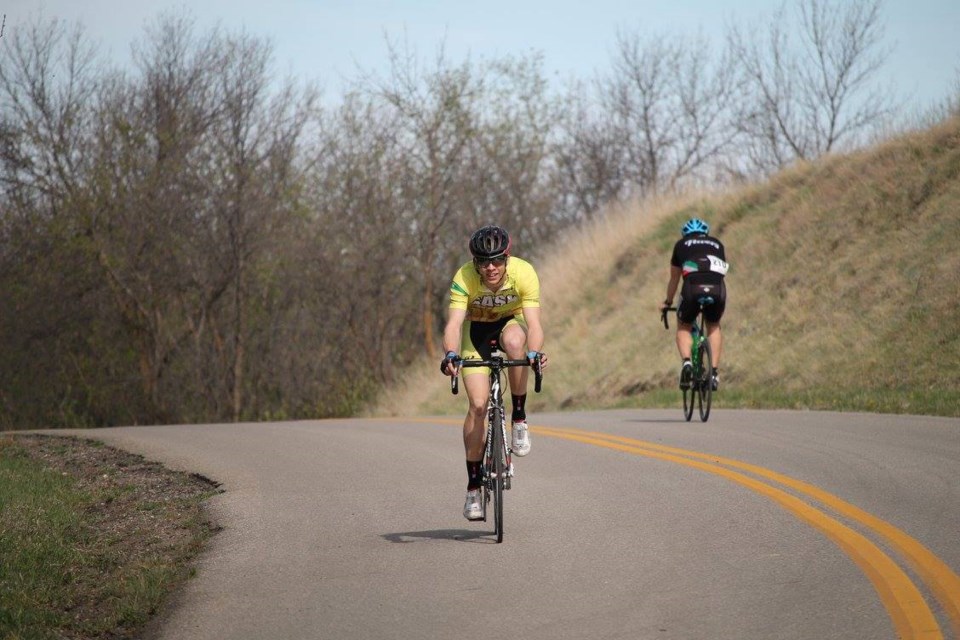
[0,443,91,639]
[0,437,217,640]
[717,388,960,416]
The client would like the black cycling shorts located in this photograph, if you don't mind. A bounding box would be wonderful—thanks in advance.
[677,279,726,324]
[467,315,518,360]
[460,315,527,376]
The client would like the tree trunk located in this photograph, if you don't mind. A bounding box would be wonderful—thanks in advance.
[422,276,435,356]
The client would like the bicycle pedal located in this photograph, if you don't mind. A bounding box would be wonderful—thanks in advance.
[507,463,514,477]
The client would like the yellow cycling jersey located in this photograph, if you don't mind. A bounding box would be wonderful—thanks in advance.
[449,257,541,322]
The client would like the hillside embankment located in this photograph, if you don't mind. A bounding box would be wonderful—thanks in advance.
[373,118,960,418]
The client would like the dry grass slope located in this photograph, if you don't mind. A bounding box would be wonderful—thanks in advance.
[371,118,960,418]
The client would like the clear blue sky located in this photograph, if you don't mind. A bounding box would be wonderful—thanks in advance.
[5,0,959,110]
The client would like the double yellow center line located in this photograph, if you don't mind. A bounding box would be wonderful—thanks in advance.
[530,424,960,640]
[406,417,959,638]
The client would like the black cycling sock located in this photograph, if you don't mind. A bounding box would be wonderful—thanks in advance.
[466,460,483,490]
[511,394,527,422]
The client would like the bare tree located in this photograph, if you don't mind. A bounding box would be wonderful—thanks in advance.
[728,0,894,174]
[0,15,124,426]
[82,14,316,422]
[464,53,561,249]
[923,63,960,124]
[366,39,481,355]
[578,29,738,202]
[205,32,318,420]
[80,14,224,421]
[299,93,418,392]
[553,83,626,220]
[0,16,99,211]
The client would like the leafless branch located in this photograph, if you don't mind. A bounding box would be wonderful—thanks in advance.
[728,0,893,175]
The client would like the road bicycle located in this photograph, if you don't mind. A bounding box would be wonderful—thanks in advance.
[451,344,542,543]
[662,301,714,422]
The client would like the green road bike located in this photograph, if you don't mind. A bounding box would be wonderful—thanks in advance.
[452,344,542,543]
[662,302,714,422]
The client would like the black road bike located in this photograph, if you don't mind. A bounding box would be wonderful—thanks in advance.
[451,344,542,543]
[662,301,714,422]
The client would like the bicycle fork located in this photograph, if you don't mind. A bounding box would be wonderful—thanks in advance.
[484,376,514,490]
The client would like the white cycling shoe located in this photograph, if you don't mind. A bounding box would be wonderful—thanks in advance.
[511,420,531,457]
[463,489,483,521]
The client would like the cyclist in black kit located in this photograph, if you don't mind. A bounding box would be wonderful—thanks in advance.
[659,218,729,390]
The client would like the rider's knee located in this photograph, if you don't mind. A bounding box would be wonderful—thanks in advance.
[500,332,525,354]
[467,401,487,418]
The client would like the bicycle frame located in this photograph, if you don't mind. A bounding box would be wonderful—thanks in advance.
[450,346,542,543]
[661,303,714,422]
[483,367,511,489]
[689,314,705,375]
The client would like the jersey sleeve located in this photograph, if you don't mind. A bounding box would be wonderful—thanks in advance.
[449,265,471,310]
[670,241,682,268]
[518,261,541,308]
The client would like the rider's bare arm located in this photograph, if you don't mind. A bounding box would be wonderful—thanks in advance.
[442,308,467,355]
[522,306,547,370]
[662,265,682,309]
[440,308,467,375]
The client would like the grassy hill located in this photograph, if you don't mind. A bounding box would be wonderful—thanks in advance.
[371,117,960,418]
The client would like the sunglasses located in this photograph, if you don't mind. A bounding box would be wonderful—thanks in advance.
[474,255,507,268]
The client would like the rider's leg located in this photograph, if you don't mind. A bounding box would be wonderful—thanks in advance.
[675,322,693,360]
[705,321,722,368]
[500,322,532,456]
[461,372,490,520]
[675,322,694,389]
[500,322,529,397]
[462,373,490,461]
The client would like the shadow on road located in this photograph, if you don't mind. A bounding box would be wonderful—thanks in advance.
[382,529,495,544]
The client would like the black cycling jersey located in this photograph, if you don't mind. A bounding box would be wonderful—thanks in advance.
[670,234,727,285]
[671,234,728,324]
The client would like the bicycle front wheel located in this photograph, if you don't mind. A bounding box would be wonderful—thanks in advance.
[697,338,713,422]
[488,407,506,543]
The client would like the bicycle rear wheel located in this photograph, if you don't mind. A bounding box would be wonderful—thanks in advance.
[697,339,713,422]
[487,407,506,543]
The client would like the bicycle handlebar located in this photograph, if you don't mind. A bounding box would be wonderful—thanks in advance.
[661,306,678,329]
[450,356,543,395]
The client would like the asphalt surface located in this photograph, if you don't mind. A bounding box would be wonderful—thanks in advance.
[50,409,960,640]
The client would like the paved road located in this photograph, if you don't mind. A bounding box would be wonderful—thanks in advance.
[53,409,960,640]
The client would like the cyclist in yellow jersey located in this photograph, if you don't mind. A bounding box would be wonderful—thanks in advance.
[440,225,548,521]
